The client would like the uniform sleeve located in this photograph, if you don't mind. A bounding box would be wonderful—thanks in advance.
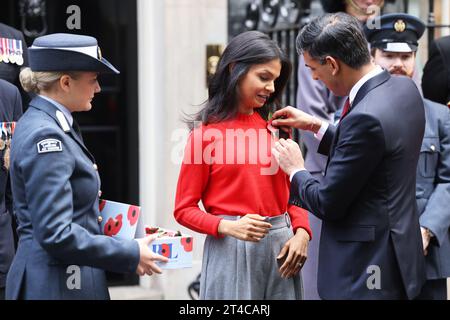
[16,127,139,274]
[420,107,450,246]
[173,127,223,237]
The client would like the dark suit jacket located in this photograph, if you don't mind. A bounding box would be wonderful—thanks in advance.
[6,97,139,299]
[416,99,450,280]
[290,71,427,299]
[0,79,22,288]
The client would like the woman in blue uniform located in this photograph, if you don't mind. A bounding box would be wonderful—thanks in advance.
[5,33,168,300]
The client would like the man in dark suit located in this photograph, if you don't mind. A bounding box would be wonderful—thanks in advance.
[0,79,22,300]
[365,13,450,300]
[272,12,426,299]
[296,0,386,300]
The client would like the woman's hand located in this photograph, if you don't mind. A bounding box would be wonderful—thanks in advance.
[218,214,272,242]
[277,228,310,278]
[135,235,169,276]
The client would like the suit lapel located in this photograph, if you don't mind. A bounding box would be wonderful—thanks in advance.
[29,96,96,162]
[323,70,391,175]
[348,70,391,115]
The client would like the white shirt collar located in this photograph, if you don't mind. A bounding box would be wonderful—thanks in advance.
[349,65,384,105]
[39,95,74,127]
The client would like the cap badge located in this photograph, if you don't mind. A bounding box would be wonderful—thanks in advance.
[394,19,406,33]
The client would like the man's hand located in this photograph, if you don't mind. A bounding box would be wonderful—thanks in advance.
[277,228,310,278]
[272,106,322,133]
[272,138,305,176]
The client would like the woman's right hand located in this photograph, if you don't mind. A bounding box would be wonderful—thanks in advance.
[135,235,169,276]
[218,214,272,242]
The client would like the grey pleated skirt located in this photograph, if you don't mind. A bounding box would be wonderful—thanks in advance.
[199,213,303,300]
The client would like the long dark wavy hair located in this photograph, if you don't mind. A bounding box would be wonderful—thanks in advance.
[186,31,292,129]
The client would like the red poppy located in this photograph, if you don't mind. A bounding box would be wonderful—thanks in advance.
[145,227,159,235]
[181,237,193,252]
[127,205,140,226]
[159,243,171,258]
[104,214,123,237]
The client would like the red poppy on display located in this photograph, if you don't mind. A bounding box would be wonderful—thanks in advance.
[127,205,140,226]
[181,237,193,252]
[159,243,171,258]
[104,214,123,237]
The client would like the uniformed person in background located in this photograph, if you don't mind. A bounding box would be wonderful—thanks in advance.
[0,79,22,300]
[0,22,30,106]
[5,33,168,300]
[422,35,450,108]
[0,23,30,271]
[365,13,450,300]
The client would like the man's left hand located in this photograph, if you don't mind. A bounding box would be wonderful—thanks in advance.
[272,138,305,176]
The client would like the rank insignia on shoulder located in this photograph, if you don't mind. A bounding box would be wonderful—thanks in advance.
[37,139,63,154]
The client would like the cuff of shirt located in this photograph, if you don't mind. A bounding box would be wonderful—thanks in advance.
[314,121,329,141]
[290,168,307,182]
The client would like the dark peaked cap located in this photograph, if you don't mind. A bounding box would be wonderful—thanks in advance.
[364,13,426,53]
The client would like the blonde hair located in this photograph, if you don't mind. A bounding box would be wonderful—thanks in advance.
[20,67,80,94]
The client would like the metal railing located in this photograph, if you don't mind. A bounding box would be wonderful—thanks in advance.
[427,0,450,52]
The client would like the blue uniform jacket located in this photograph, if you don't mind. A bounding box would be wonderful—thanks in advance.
[416,99,450,280]
[5,96,139,300]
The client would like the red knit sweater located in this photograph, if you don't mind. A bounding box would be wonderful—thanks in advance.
[174,112,312,239]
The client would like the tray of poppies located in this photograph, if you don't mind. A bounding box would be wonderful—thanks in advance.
[98,199,193,269]
[145,226,193,269]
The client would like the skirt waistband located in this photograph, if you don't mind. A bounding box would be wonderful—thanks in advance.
[218,212,291,230]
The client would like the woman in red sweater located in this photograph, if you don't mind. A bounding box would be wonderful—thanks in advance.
[174,31,311,300]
